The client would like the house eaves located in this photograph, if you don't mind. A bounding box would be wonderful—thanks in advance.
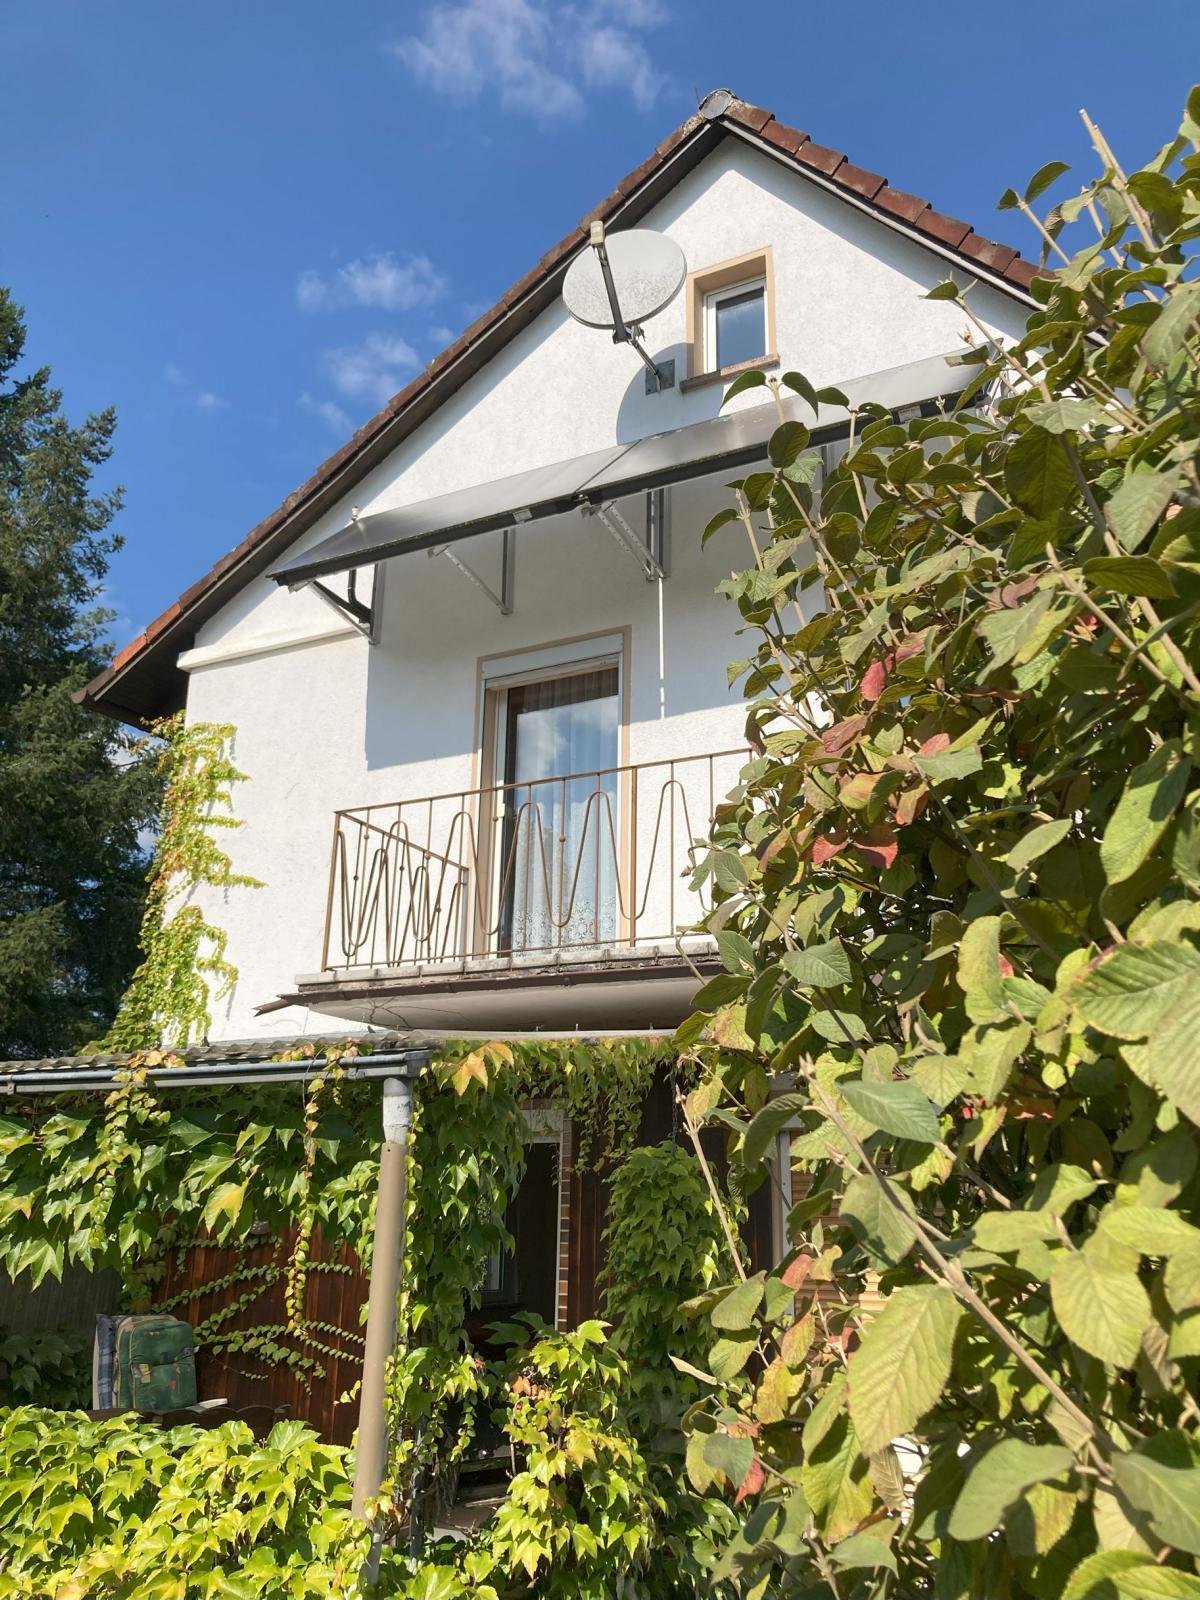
[78,89,1043,731]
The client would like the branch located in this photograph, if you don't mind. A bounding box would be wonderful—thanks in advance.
[678,1088,749,1283]
[795,1058,1114,1480]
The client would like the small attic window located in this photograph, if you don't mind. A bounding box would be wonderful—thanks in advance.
[683,247,777,388]
[708,278,766,369]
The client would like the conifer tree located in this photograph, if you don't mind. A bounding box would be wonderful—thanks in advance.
[0,287,156,1056]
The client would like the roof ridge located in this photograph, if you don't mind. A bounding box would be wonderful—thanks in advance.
[724,96,1033,286]
[81,92,1040,726]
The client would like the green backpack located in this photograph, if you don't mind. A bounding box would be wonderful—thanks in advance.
[113,1315,197,1411]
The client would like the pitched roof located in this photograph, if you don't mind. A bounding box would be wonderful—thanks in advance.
[0,1030,420,1080]
[80,88,1041,730]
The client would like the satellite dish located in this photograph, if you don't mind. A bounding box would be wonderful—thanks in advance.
[563,227,686,329]
[563,224,685,390]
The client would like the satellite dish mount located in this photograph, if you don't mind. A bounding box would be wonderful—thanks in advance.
[563,223,685,394]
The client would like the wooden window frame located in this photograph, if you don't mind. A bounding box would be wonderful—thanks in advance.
[682,246,778,390]
[471,629,633,958]
[482,1108,571,1329]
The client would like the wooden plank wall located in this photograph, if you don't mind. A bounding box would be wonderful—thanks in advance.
[156,1074,775,1443]
[153,1230,367,1445]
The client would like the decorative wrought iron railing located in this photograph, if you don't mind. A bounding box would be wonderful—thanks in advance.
[320,749,745,973]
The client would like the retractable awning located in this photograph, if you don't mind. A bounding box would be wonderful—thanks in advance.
[269,352,967,590]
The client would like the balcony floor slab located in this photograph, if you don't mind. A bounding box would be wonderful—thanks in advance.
[276,943,722,1034]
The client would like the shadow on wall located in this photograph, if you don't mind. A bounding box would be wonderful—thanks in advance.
[613,340,697,444]
[359,484,739,779]
[0,1263,123,1339]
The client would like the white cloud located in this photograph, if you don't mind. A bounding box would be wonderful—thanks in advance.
[322,332,422,405]
[163,364,226,411]
[389,0,669,119]
[428,324,455,345]
[299,391,354,434]
[297,253,447,313]
[580,24,663,110]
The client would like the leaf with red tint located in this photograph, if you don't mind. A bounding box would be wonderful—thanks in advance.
[894,785,928,827]
[895,631,926,664]
[1000,573,1041,607]
[821,715,868,757]
[861,654,893,703]
[840,771,883,809]
[1010,1097,1056,1120]
[782,1252,816,1290]
[919,732,951,756]
[735,1455,765,1505]
[851,823,899,869]
[812,831,849,866]
[999,954,1015,978]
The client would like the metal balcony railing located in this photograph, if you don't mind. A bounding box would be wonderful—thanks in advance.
[320,749,745,974]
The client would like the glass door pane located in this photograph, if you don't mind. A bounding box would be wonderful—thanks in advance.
[498,666,619,954]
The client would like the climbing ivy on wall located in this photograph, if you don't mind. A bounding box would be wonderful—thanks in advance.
[603,1141,733,1437]
[97,715,260,1054]
[0,1036,688,1378]
[0,1034,738,1594]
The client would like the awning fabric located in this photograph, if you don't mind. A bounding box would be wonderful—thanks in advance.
[269,352,965,589]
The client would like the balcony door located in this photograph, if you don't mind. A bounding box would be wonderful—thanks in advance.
[493,662,620,956]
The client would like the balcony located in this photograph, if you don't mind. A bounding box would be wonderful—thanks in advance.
[289,749,743,1032]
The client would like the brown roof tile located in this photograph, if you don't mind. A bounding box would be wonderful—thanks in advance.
[960,235,1019,274]
[725,101,773,133]
[759,119,809,157]
[917,210,974,249]
[876,185,930,225]
[82,91,1039,727]
[836,161,887,200]
[1004,256,1041,290]
[796,140,846,178]
[655,118,700,159]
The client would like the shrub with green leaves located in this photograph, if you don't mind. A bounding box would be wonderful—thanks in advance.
[0,1408,368,1598]
[603,1141,731,1436]
[0,1326,88,1410]
[676,90,1200,1598]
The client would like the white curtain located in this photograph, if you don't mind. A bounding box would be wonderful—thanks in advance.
[501,667,619,954]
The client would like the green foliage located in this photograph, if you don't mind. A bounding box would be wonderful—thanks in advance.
[603,1141,731,1436]
[0,286,158,1058]
[506,1035,678,1171]
[676,93,1200,1597]
[381,1320,701,1600]
[0,1326,89,1409]
[0,1407,369,1598]
[97,714,261,1053]
[0,1035,720,1592]
[0,1044,382,1309]
[485,1319,665,1597]
[385,1043,528,1517]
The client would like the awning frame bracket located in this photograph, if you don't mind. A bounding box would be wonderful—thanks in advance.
[311,566,377,637]
[584,498,665,582]
[429,525,515,615]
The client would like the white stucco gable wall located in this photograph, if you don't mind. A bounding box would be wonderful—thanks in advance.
[179,136,1033,1040]
[193,138,1028,660]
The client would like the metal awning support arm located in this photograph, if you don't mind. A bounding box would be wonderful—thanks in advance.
[305,509,378,636]
[311,573,375,635]
[583,499,664,582]
[429,523,515,615]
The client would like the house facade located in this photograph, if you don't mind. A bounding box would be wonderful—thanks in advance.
[83,90,1035,1051]
[50,88,1047,1441]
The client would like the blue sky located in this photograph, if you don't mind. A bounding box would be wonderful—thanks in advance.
[4,1,1197,650]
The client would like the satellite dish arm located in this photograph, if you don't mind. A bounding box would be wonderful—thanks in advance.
[589,222,630,344]
[588,221,667,386]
